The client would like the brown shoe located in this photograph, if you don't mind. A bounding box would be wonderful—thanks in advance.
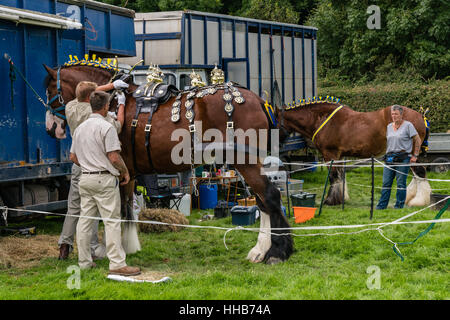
[108,266,141,277]
[58,244,70,260]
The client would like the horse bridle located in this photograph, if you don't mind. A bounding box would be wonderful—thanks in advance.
[46,67,67,120]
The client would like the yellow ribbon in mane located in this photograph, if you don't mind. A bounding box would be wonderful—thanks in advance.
[311,105,344,142]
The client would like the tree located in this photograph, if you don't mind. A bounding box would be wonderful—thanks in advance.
[97,0,222,13]
[307,0,450,80]
[237,0,299,24]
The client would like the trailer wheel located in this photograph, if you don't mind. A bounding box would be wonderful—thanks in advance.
[431,157,450,173]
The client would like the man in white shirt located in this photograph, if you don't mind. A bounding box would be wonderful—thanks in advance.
[70,91,140,276]
[58,80,127,260]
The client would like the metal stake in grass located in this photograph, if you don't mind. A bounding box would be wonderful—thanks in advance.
[342,158,346,211]
[318,160,334,216]
[370,157,375,219]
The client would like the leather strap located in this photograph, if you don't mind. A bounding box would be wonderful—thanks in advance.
[131,102,142,174]
[144,98,156,171]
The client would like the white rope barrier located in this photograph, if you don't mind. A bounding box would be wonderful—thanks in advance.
[374,158,450,182]
[2,196,449,253]
[346,181,449,191]
[283,158,450,168]
[281,157,450,183]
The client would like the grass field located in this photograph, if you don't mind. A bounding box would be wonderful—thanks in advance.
[0,165,448,300]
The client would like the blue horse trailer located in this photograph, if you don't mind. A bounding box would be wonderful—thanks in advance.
[119,10,316,158]
[0,0,135,219]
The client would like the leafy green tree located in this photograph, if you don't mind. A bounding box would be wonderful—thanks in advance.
[307,0,450,81]
[156,0,222,12]
[237,0,299,24]
[97,0,222,13]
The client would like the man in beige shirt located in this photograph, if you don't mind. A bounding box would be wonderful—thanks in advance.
[70,91,140,276]
[58,80,127,260]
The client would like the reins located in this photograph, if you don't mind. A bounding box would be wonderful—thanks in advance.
[5,54,67,120]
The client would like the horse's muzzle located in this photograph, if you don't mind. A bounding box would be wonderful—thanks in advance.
[46,122,57,138]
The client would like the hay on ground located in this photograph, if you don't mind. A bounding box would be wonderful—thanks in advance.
[0,235,59,269]
[131,270,174,281]
[138,208,189,233]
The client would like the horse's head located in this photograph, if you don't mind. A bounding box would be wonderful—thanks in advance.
[43,64,115,139]
[43,64,71,139]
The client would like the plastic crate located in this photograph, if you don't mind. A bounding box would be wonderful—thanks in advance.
[290,192,316,207]
[231,205,258,226]
[279,179,304,196]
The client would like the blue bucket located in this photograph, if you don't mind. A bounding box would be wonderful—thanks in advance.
[199,184,218,209]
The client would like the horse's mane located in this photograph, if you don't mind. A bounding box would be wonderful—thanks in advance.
[284,96,343,111]
[43,56,117,88]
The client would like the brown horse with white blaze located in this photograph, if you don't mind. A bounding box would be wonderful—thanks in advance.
[277,100,427,205]
[43,63,293,264]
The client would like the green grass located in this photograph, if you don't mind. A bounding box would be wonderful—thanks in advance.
[0,166,449,300]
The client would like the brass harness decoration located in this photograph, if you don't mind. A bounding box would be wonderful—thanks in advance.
[130,65,246,173]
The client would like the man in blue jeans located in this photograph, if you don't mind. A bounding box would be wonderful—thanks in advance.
[376,105,421,209]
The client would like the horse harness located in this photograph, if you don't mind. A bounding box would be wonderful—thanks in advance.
[311,105,344,142]
[129,81,246,174]
[130,81,178,173]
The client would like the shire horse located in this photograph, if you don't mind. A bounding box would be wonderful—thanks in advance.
[276,99,427,205]
[43,63,293,264]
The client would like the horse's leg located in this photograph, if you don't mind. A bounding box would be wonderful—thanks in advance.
[120,179,141,254]
[324,166,348,205]
[246,207,271,263]
[235,164,294,264]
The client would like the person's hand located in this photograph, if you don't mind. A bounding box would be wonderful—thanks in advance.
[107,111,117,119]
[120,172,130,186]
[113,79,129,90]
[115,91,126,106]
[410,155,418,163]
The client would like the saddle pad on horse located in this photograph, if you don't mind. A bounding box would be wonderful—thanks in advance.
[133,82,179,114]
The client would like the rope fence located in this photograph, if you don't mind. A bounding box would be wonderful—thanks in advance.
[1,195,449,260]
[1,157,448,260]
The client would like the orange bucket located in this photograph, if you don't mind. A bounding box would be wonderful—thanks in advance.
[293,206,316,223]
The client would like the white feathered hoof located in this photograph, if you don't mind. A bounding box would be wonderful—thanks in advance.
[122,221,141,254]
[246,247,265,263]
[246,211,271,263]
[406,178,418,205]
[408,180,431,207]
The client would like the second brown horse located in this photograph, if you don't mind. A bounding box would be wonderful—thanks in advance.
[277,100,427,205]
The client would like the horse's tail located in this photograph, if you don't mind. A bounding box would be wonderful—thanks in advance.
[419,107,431,156]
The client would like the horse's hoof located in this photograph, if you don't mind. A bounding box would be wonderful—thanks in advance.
[324,199,341,206]
[246,249,264,263]
[265,257,284,265]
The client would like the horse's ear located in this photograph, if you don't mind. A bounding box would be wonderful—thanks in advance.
[43,64,56,79]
